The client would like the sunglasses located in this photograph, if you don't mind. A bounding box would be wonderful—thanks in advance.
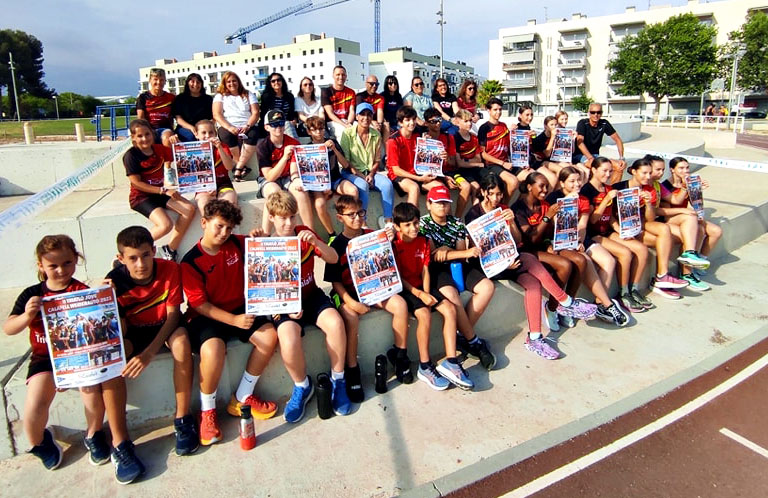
[270,79,281,84]
[427,118,442,124]
[467,87,476,90]
[341,209,367,219]
[414,82,424,87]
[268,120,286,128]
[388,81,398,85]
[366,81,379,87]
[589,111,603,115]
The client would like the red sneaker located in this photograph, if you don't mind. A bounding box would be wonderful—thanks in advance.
[226,394,277,420]
[199,409,221,446]
[653,273,689,289]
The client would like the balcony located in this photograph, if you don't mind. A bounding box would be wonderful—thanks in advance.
[503,61,537,71]
[503,77,537,89]
[503,42,537,53]
[558,39,587,51]
[557,75,585,87]
[557,58,585,68]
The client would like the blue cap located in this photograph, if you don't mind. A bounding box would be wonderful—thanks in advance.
[356,102,374,115]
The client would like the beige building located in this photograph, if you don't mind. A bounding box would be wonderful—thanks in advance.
[488,0,768,114]
[368,47,479,95]
[138,33,366,97]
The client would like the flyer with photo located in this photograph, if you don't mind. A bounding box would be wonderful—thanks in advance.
[346,230,402,306]
[295,144,331,191]
[550,129,574,163]
[617,187,643,239]
[245,237,301,315]
[510,130,530,169]
[553,196,579,251]
[41,286,126,389]
[466,208,519,278]
[687,174,704,220]
[414,137,445,177]
[169,141,217,194]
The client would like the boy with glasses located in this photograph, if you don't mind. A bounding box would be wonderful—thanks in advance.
[575,104,626,183]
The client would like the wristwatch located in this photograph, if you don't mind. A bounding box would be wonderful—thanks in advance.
[542,216,551,224]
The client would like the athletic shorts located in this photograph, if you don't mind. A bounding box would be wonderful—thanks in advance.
[431,262,487,293]
[131,194,170,218]
[185,306,273,352]
[217,124,260,147]
[453,168,483,184]
[391,176,417,197]
[26,354,53,381]
[124,324,164,359]
[482,164,522,178]
[399,288,446,313]
[272,287,335,335]
[256,176,293,198]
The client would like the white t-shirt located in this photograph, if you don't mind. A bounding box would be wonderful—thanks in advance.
[213,91,259,127]
[295,95,323,119]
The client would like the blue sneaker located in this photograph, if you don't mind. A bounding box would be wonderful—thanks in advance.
[29,428,62,470]
[436,359,474,390]
[111,440,145,485]
[681,272,711,291]
[331,377,352,416]
[417,363,450,391]
[84,429,110,465]
[677,250,710,269]
[284,377,314,423]
[173,415,199,456]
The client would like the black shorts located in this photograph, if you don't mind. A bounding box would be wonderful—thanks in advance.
[272,287,335,335]
[453,168,483,184]
[217,124,260,147]
[400,288,446,313]
[124,325,164,359]
[431,262,487,293]
[27,354,53,381]
[216,175,235,193]
[482,164,522,179]
[392,176,417,197]
[132,194,170,218]
[186,306,273,352]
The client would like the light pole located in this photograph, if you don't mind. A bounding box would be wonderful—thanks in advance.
[53,96,59,120]
[436,0,445,78]
[727,46,746,116]
[8,52,21,121]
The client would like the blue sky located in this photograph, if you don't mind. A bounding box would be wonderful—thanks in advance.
[6,0,696,96]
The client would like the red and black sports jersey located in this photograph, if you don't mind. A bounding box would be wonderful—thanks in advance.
[107,259,183,329]
[581,183,614,236]
[324,229,373,293]
[123,144,173,208]
[511,198,551,249]
[393,233,430,289]
[613,181,657,208]
[661,179,689,208]
[356,91,384,113]
[256,135,300,179]
[455,132,480,161]
[321,86,356,120]
[386,130,418,180]
[546,190,591,215]
[181,235,246,316]
[137,91,175,129]
[295,225,323,297]
[10,279,89,357]
[477,121,510,163]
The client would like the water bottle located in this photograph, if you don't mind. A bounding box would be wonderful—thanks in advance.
[450,261,465,292]
[239,405,257,451]
[316,373,333,420]
[374,354,388,394]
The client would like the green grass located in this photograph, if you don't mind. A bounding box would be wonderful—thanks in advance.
[0,116,137,139]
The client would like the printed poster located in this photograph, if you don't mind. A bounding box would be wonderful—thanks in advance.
[414,137,444,177]
[617,187,642,239]
[295,144,331,191]
[245,237,301,315]
[346,230,403,306]
[169,141,217,194]
[466,208,519,278]
[553,196,579,251]
[510,130,530,169]
[550,129,574,163]
[41,286,126,389]
[687,174,704,220]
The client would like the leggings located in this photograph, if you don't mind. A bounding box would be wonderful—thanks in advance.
[340,170,394,218]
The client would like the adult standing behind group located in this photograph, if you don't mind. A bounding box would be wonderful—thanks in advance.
[259,72,298,139]
[455,79,481,130]
[172,73,213,142]
[212,71,260,182]
[322,65,356,141]
[403,76,432,130]
[137,68,176,147]
[356,74,389,142]
[431,78,459,135]
[575,103,626,183]
[295,77,325,136]
[380,75,403,132]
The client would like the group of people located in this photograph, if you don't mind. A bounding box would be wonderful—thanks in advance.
[5,65,724,484]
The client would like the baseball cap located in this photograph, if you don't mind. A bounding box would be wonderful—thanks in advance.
[427,185,452,203]
[355,102,374,115]
[265,109,284,123]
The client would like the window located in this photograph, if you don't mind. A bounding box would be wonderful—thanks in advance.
[288,78,292,83]
[272,55,276,60]
[311,62,315,68]
[214,63,218,68]
[320,74,324,80]
[311,49,314,55]
[258,57,261,62]
[280,66,284,71]
[303,50,307,56]
[225,62,229,66]
[303,63,307,68]
[245,70,249,75]
[319,61,323,67]
[280,54,283,59]
[287,53,291,58]
[251,58,254,63]
[338,60,342,65]
[337,47,342,53]
[319,48,323,54]
[393,70,397,75]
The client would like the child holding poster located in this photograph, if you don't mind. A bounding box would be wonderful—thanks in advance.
[193,119,237,215]
[324,195,412,402]
[4,235,145,483]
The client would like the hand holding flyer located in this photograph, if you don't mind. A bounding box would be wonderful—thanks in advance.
[295,144,332,191]
[414,137,445,177]
[617,187,642,239]
[466,208,519,278]
[245,237,302,315]
[170,141,217,194]
[687,174,704,220]
[553,196,579,251]
[550,129,573,163]
[346,229,403,306]
[510,130,530,169]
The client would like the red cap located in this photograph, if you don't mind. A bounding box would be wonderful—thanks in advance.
[427,185,452,203]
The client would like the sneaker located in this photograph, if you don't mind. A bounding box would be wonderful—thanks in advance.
[377,215,387,230]
[29,428,62,470]
[595,303,628,326]
[556,298,598,320]
[681,272,711,291]
[558,313,576,328]
[110,440,145,485]
[284,377,314,423]
[436,359,474,390]
[345,365,364,403]
[525,335,560,360]
[619,292,645,313]
[417,363,450,391]
[159,244,177,262]
[608,300,630,327]
[226,393,277,419]
[386,347,414,384]
[542,298,560,332]
[651,286,682,300]
[677,250,710,270]
[630,289,655,309]
[331,377,352,416]
[457,335,497,371]
[173,415,199,456]
[692,268,708,278]
[199,408,221,446]
[653,274,689,289]
[83,429,110,465]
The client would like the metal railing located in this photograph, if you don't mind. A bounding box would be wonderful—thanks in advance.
[603,113,746,133]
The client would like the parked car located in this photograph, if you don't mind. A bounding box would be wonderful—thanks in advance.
[730,110,767,119]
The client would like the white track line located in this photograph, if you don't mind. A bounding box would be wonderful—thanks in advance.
[719,428,768,459]
[504,353,768,497]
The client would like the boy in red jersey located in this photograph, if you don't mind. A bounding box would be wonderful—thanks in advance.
[477,97,520,203]
[266,190,352,422]
[136,68,176,147]
[181,200,278,446]
[107,226,198,456]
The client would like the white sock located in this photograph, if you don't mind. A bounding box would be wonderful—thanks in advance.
[236,372,259,403]
[330,369,344,381]
[529,332,542,340]
[200,391,216,412]
[295,376,310,388]
[656,273,665,278]
[559,296,573,307]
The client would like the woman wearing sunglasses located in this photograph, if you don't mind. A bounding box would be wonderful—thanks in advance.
[380,75,403,132]
[259,72,297,138]
[403,76,432,131]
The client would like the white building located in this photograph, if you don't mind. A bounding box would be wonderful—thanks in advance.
[138,33,366,97]
[488,0,768,115]
[368,47,480,96]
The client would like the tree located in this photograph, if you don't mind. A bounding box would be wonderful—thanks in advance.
[571,93,594,113]
[607,13,717,115]
[477,79,504,108]
[0,30,53,118]
[722,11,768,93]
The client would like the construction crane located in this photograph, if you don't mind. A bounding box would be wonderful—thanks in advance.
[297,0,381,52]
[225,1,313,44]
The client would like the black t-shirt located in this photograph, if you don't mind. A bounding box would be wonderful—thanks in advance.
[432,92,457,118]
[511,198,551,250]
[381,91,402,127]
[531,130,550,155]
[171,93,213,128]
[260,92,297,122]
[576,118,616,156]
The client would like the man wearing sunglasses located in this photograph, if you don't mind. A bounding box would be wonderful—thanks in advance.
[575,103,626,183]
[356,75,388,141]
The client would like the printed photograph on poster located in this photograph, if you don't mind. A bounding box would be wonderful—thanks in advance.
[466,208,519,278]
[245,237,301,315]
[687,174,704,220]
[553,196,579,251]
[510,130,530,169]
[617,187,642,239]
[41,286,126,389]
[295,144,331,191]
[550,129,574,163]
[346,230,402,306]
[170,141,217,194]
[414,137,445,177]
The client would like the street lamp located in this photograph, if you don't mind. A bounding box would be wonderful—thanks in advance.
[53,96,59,120]
[436,0,445,78]
[726,46,746,116]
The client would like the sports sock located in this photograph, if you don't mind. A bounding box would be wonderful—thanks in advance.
[558,296,573,307]
[330,369,344,381]
[295,376,310,389]
[621,285,630,295]
[656,273,666,279]
[529,332,542,340]
[446,356,459,364]
[200,391,216,412]
[420,361,431,370]
[236,372,259,403]
[468,335,479,345]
